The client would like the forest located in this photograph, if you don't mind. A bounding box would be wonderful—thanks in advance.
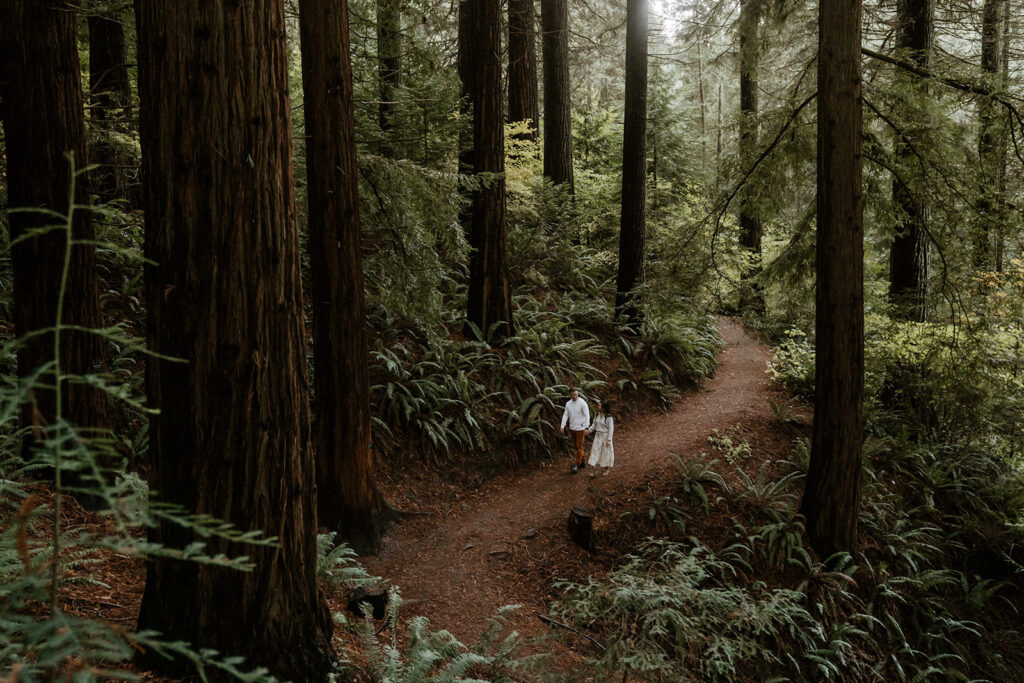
[2,0,1024,679]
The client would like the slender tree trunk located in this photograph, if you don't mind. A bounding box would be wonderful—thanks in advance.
[799,0,864,557]
[460,0,514,340]
[697,41,707,171]
[300,0,396,553]
[377,0,403,156]
[995,0,1010,272]
[508,0,539,140]
[651,125,658,190]
[738,0,765,314]
[88,8,135,205]
[888,0,931,321]
[0,0,107,446]
[716,82,723,163]
[134,2,332,679]
[541,0,574,193]
[615,0,648,329]
[974,0,1005,271]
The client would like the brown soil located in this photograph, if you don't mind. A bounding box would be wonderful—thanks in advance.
[360,317,798,650]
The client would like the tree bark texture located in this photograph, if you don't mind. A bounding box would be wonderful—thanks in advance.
[541,0,575,192]
[508,0,539,139]
[615,0,648,328]
[133,2,332,679]
[377,0,403,156]
[459,0,514,340]
[974,0,1006,271]
[0,0,107,442]
[88,9,136,205]
[800,0,864,557]
[888,0,930,321]
[299,0,394,553]
[738,0,765,314]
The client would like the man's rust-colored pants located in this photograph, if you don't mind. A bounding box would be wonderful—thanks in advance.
[570,429,586,466]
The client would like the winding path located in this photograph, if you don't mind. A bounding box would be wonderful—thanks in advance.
[362,318,776,643]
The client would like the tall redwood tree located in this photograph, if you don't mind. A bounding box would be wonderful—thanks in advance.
[459,0,514,340]
[0,0,106,443]
[738,0,765,314]
[134,1,332,678]
[799,0,864,556]
[541,0,575,193]
[508,0,539,139]
[974,0,1007,271]
[377,0,403,156]
[299,0,396,553]
[88,7,135,205]
[615,0,648,328]
[888,0,931,320]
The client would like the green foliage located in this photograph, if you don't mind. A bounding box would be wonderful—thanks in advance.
[706,428,752,465]
[369,300,721,465]
[316,533,381,592]
[345,591,539,682]
[555,428,1024,681]
[673,453,730,514]
[553,539,827,681]
[769,315,1024,449]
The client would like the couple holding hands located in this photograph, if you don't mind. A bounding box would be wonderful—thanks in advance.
[558,388,614,475]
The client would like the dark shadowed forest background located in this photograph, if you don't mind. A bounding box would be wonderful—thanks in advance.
[2,0,1024,679]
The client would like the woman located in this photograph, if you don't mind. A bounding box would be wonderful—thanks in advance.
[587,400,614,474]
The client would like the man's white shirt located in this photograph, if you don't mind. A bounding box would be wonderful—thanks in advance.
[560,397,591,431]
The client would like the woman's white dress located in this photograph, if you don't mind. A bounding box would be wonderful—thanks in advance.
[587,414,614,468]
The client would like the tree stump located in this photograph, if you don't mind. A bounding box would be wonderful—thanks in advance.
[568,507,594,551]
[347,586,388,620]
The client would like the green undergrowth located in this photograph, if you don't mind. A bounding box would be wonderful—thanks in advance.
[550,320,1024,682]
[368,296,721,467]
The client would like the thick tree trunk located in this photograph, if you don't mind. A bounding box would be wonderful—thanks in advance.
[615,0,648,329]
[299,0,396,554]
[974,0,1006,271]
[888,0,931,321]
[459,0,514,341]
[541,0,574,193]
[508,0,539,139]
[377,0,403,156]
[0,0,107,445]
[88,8,135,205]
[134,2,332,679]
[738,0,765,315]
[799,0,864,557]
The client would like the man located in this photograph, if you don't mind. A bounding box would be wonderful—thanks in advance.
[560,388,590,473]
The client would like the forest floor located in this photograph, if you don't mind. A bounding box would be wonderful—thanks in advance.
[356,316,804,670]
[36,316,806,679]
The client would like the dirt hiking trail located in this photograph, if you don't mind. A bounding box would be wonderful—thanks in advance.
[364,317,784,646]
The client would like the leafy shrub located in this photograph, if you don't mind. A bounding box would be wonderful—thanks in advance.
[342,593,539,682]
[552,539,828,681]
[769,316,1024,447]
